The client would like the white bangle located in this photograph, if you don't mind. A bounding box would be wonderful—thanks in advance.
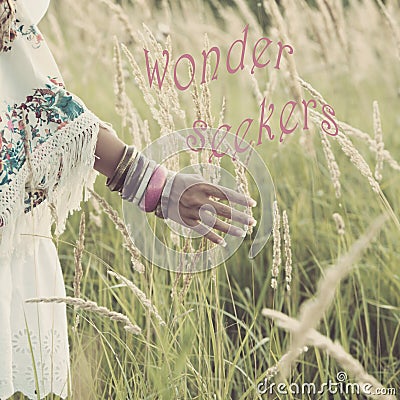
[132,160,157,205]
[160,171,177,220]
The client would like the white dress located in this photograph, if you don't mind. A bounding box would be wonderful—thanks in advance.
[0,1,100,398]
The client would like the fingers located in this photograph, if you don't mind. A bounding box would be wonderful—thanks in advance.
[203,183,257,207]
[185,219,227,247]
[199,207,247,237]
[202,200,257,226]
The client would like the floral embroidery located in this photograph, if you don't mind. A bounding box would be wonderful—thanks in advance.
[54,359,69,384]
[24,361,50,386]
[12,362,17,381]
[43,329,62,355]
[16,19,44,49]
[12,328,39,354]
[0,77,85,221]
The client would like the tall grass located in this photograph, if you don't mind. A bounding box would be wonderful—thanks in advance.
[15,0,400,398]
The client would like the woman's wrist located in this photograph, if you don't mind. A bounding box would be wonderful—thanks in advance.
[106,145,138,192]
[104,143,172,218]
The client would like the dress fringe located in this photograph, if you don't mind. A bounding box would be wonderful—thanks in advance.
[0,109,100,261]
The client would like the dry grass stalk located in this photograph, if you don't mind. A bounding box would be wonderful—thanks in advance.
[177,238,201,301]
[263,0,302,104]
[26,296,142,335]
[233,0,262,36]
[248,67,264,104]
[188,65,202,174]
[264,0,315,153]
[315,0,336,45]
[138,27,185,140]
[190,66,202,122]
[73,212,85,299]
[332,212,345,236]
[303,95,400,174]
[171,271,183,299]
[271,201,281,290]
[298,0,330,64]
[276,214,388,379]
[263,344,309,382]
[336,131,380,194]
[218,96,226,128]
[376,0,400,61]
[121,44,162,129]
[113,37,127,126]
[320,132,341,198]
[73,212,85,330]
[298,76,327,105]
[235,160,254,235]
[282,210,292,292]
[201,34,214,128]
[262,309,396,400]
[323,0,348,55]
[373,101,384,182]
[142,119,152,148]
[89,193,103,229]
[141,24,185,122]
[88,189,145,274]
[108,271,166,326]
[125,98,144,150]
[339,121,400,173]
[200,34,222,185]
[99,0,136,45]
[179,273,194,303]
[310,109,380,194]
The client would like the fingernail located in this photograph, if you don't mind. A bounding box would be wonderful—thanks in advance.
[250,218,257,226]
[249,199,257,207]
[218,239,227,247]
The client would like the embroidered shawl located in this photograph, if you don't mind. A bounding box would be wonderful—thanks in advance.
[0,0,100,255]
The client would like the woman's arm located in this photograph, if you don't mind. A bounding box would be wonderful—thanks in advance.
[93,124,126,178]
[93,124,256,245]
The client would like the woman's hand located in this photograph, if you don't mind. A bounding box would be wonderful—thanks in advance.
[164,173,257,246]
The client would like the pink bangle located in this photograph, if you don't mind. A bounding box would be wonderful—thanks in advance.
[139,165,168,212]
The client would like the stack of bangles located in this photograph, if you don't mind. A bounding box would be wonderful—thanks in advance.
[106,145,175,219]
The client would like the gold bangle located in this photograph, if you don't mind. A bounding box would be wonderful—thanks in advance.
[115,148,138,194]
[106,146,136,192]
[106,145,128,191]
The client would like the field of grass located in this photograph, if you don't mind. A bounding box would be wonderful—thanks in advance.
[13,0,400,398]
